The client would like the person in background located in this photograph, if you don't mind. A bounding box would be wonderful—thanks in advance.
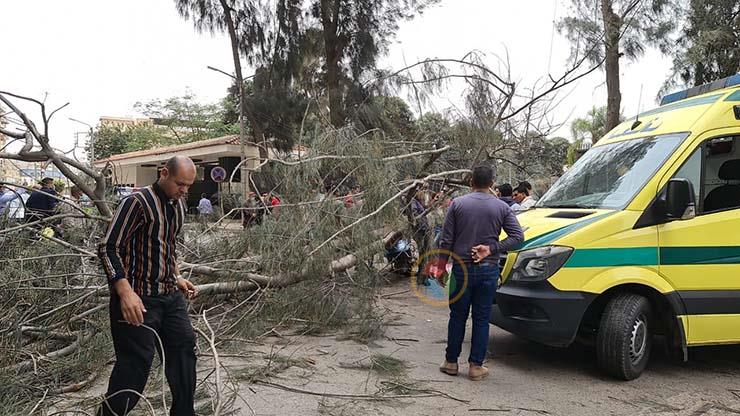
[198,193,214,217]
[61,186,84,231]
[0,186,21,217]
[243,192,266,228]
[25,177,60,223]
[497,184,521,211]
[343,190,355,209]
[435,165,523,381]
[493,186,502,198]
[261,193,272,216]
[513,185,536,210]
[411,188,430,254]
[518,181,537,201]
[428,190,452,249]
[269,193,281,220]
[5,187,28,222]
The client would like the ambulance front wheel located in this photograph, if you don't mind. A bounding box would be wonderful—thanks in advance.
[596,293,653,380]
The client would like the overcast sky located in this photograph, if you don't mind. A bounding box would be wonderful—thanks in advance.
[2,0,675,159]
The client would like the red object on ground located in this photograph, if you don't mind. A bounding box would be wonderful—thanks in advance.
[343,195,354,208]
[423,258,448,279]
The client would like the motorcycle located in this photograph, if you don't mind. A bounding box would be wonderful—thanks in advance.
[384,237,419,277]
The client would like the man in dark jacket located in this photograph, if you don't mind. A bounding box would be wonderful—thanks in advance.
[496,183,521,210]
[25,177,59,222]
[436,166,524,381]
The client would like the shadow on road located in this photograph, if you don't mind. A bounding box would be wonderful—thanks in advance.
[488,330,740,379]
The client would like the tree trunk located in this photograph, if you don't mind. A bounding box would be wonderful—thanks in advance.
[602,0,621,134]
[220,0,260,198]
[320,0,345,128]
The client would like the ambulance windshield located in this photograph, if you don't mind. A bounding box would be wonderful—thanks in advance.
[538,133,688,210]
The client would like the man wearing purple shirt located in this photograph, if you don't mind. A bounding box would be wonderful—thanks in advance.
[436,165,524,381]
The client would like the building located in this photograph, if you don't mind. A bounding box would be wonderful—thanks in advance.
[0,134,13,182]
[93,135,304,209]
[0,157,69,187]
[99,116,154,129]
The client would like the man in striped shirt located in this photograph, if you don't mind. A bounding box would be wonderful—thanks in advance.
[97,156,199,416]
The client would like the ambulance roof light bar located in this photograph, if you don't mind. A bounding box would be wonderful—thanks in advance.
[660,73,740,106]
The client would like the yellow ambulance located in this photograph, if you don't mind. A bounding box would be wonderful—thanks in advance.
[491,74,740,380]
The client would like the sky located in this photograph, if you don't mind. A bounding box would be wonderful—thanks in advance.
[1,0,676,160]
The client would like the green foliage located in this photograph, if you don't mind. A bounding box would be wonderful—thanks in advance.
[308,0,440,126]
[570,106,608,144]
[566,139,583,166]
[246,69,312,152]
[90,124,165,160]
[355,96,418,139]
[90,94,238,160]
[134,93,238,141]
[415,112,451,141]
[543,137,570,176]
[662,0,740,93]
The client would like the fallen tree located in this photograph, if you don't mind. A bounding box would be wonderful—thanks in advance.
[0,46,582,413]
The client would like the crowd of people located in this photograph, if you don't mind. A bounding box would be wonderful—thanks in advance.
[409,180,538,260]
[493,181,537,211]
[240,191,282,227]
[0,177,87,236]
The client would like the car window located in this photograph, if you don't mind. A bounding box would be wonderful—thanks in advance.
[672,135,740,214]
[673,147,702,208]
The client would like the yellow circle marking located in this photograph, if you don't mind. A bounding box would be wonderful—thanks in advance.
[409,248,469,307]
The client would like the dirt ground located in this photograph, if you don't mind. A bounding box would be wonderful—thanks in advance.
[68,278,740,415]
[234,279,740,416]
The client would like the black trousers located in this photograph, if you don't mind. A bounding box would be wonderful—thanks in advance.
[98,292,197,416]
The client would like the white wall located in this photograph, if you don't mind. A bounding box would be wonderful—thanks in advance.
[136,167,159,186]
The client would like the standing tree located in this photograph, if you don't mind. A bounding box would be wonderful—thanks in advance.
[311,0,439,127]
[175,0,267,195]
[662,0,740,92]
[559,0,675,131]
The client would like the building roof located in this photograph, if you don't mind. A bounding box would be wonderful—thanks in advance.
[95,135,242,164]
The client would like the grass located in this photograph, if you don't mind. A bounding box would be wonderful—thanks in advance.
[234,352,315,383]
[369,354,408,377]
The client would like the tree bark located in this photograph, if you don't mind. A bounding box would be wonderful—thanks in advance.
[220,0,260,197]
[602,0,622,134]
[184,231,402,295]
[320,0,345,128]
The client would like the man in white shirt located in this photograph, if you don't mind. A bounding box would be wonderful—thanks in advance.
[0,186,20,216]
[198,193,214,216]
[7,189,29,220]
[513,185,536,210]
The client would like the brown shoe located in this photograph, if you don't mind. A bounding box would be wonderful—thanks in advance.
[468,364,489,381]
[439,361,458,376]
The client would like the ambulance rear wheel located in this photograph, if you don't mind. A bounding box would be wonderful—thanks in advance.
[596,293,652,380]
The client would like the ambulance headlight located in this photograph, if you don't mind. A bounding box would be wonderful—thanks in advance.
[509,246,573,282]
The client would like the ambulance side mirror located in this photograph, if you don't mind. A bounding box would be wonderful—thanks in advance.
[666,178,696,221]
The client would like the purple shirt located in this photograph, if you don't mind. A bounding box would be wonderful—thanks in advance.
[438,192,524,264]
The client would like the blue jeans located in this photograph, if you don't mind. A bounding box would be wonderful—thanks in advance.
[445,263,499,366]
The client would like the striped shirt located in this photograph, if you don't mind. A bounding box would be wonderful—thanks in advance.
[98,182,186,296]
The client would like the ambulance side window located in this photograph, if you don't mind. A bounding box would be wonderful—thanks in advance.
[673,147,702,210]
[673,136,740,215]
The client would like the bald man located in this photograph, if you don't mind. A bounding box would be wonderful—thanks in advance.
[98,156,199,416]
